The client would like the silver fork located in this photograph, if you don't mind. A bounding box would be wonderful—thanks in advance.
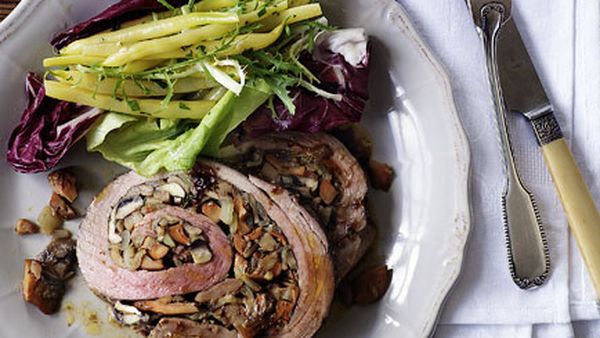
[468,0,550,288]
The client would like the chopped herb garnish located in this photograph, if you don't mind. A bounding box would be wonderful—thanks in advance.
[157,0,176,11]
[127,99,141,111]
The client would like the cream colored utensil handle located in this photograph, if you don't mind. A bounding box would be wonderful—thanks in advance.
[542,137,600,297]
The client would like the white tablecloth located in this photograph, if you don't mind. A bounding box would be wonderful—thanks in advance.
[394,0,600,337]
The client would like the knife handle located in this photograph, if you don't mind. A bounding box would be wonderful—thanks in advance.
[541,136,600,297]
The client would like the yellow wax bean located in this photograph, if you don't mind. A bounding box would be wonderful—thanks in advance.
[112,0,237,32]
[258,3,322,30]
[238,0,289,25]
[65,42,127,57]
[45,80,215,120]
[54,70,217,97]
[118,11,174,29]
[43,55,105,67]
[102,1,292,67]
[64,12,239,52]
[289,0,310,7]
[198,22,286,57]
[102,24,236,67]
[122,60,166,73]
[61,5,322,67]
[193,0,237,11]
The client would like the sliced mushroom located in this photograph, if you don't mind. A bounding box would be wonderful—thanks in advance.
[15,218,39,235]
[133,298,198,315]
[298,177,319,192]
[245,227,263,241]
[52,229,72,240]
[22,259,65,315]
[158,182,186,198]
[339,265,393,306]
[162,233,176,248]
[48,169,78,203]
[288,166,306,176]
[258,233,277,251]
[110,245,125,268]
[234,195,250,233]
[201,201,221,223]
[275,300,294,322]
[124,212,144,231]
[184,224,204,242]
[114,301,148,326]
[368,160,394,191]
[49,193,78,220]
[108,219,122,244]
[194,278,244,303]
[167,174,194,193]
[136,184,155,197]
[148,243,169,260]
[233,234,247,255]
[191,244,213,264]
[260,162,279,182]
[168,224,191,246]
[318,179,338,205]
[218,197,234,225]
[149,318,236,338]
[115,196,145,220]
[22,239,76,315]
[141,256,164,270]
[123,247,145,271]
[153,189,171,203]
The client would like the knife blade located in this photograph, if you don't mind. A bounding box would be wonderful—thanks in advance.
[469,0,600,300]
[496,19,551,119]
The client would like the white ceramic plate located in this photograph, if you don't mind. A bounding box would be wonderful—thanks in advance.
[0,1,471,337]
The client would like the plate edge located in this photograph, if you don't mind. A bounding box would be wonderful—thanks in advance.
[382,1,473,337]
[0,0,46,45]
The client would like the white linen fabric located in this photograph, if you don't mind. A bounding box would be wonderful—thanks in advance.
[394,0,600,336]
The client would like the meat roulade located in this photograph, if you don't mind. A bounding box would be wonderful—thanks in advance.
[77,161,334,337]
[224,132,374,282]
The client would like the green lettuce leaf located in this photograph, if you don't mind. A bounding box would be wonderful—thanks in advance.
[86,83,271,176]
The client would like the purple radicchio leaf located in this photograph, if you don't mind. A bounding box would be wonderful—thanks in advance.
[240,28,371,137]
[51,0,187,50]
[6,73,102,173]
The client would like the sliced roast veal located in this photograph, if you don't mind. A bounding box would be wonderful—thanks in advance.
[225,132,374,281]
[78,163,334,337]
[149,318,237,338]
[205,161,335,338]
[78,173,232,300]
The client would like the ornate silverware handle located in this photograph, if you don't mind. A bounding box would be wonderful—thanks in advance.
[478,3,549,288]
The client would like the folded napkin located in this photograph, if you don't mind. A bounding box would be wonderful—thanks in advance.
[569,0,600,323]
[395,0,600,335]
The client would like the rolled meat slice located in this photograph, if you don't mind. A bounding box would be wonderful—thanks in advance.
[78,173,232,300]
[78,163,334,338]
[205,161,334,338]
[224,132,374,282]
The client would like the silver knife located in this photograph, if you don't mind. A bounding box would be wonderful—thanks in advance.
[469,0,600,299]
[467,0,549,289]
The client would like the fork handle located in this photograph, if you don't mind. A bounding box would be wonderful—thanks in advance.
[541,136,600,297]
[479,2,549,288]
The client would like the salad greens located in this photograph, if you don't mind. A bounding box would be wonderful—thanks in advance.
[87,80,270,176]
[7,74,102,173]
[7,0,371,176]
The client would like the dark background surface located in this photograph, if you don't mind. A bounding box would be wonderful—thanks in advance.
[0,0,19,21]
